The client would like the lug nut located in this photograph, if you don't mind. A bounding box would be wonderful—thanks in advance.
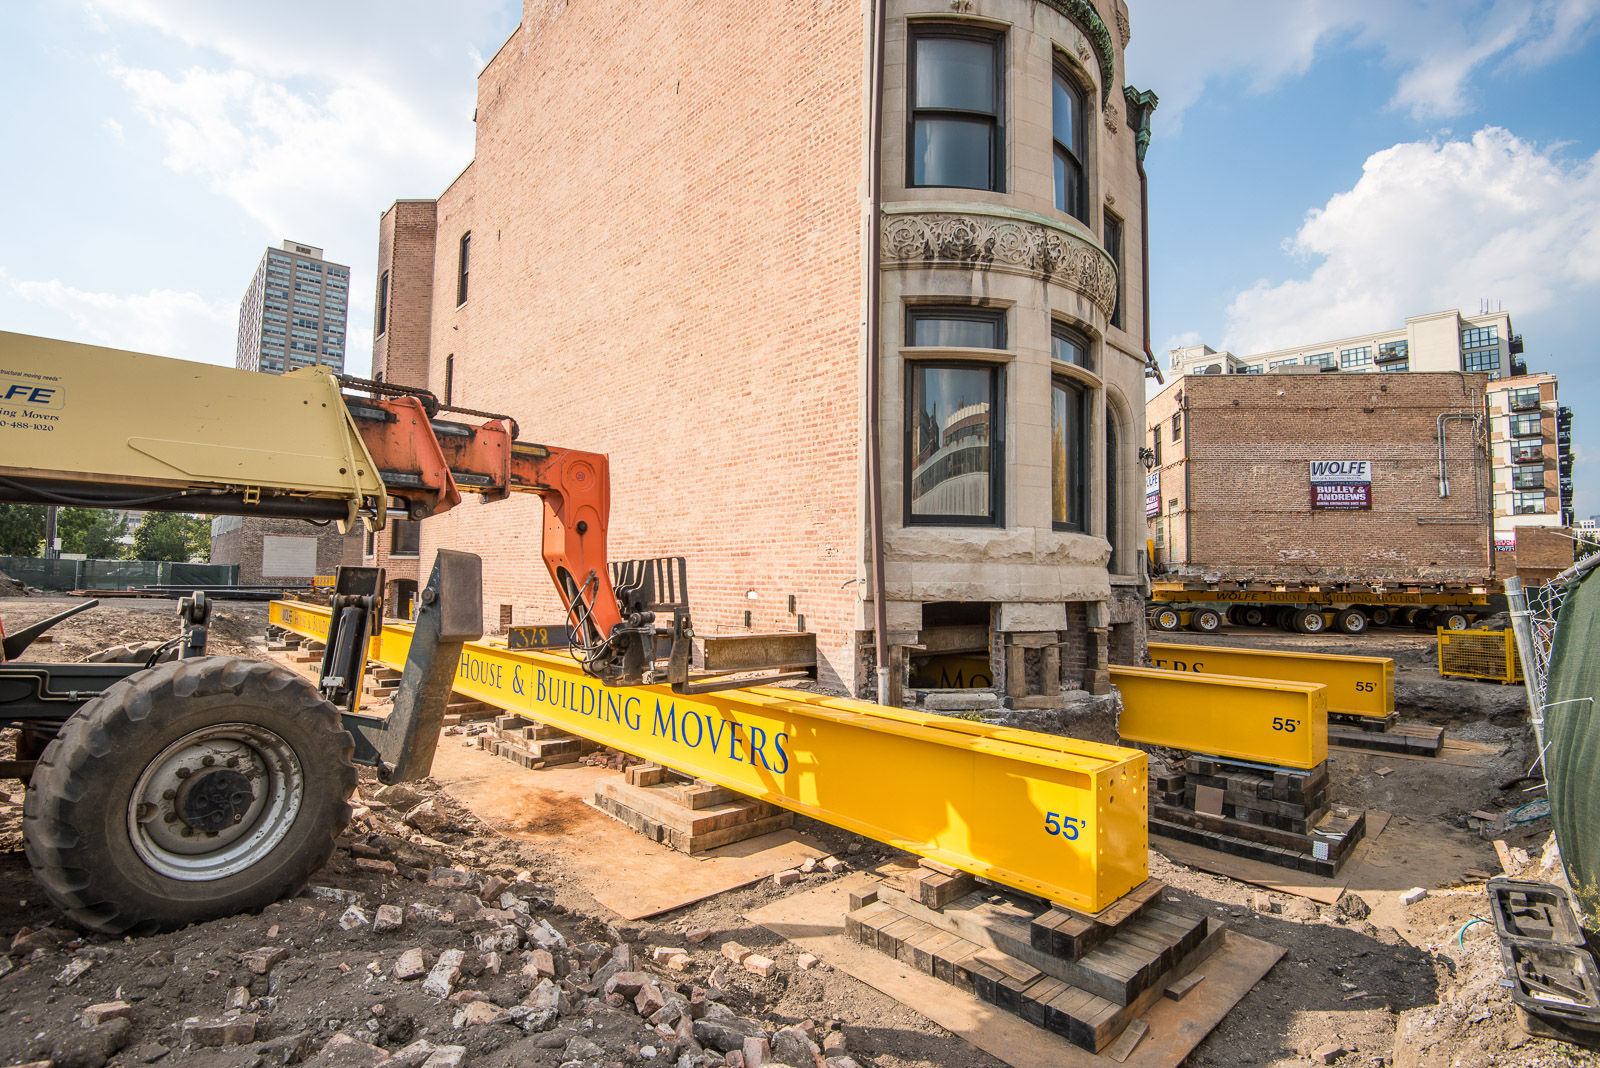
[226,757,239,768]
[202,755,215,766]
[163,789,176,800]
[176,767,192,779]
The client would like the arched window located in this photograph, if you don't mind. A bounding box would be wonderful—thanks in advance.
[457,232,471,305]
[1052,66,1086,222]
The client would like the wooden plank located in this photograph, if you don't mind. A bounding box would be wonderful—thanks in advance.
[1106,1019,1149,1062]
[1151,810,1391,905]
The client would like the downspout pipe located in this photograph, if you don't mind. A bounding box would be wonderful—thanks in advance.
[1125,87,1161,386]
[866,0,890,703]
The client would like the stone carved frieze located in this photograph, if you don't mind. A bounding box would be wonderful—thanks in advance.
[881,212,1118,317]
[1115,8,1131,47]
[1103,99,1119,134]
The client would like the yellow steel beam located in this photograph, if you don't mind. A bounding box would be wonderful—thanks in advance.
[1149,584,1487,607]
[1111,665,1328,770]
[272,600,1148,913]
[1147,642,1393,721]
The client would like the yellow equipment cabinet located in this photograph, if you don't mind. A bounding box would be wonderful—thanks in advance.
[1146,642,1393,722]
[1111,665,1328,770]
[273,601,1150,914]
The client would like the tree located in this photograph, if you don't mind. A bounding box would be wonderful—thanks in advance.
[0,504,45,556]
[185,515,212,561]
[130,512,195,562]
[57,508,129,559]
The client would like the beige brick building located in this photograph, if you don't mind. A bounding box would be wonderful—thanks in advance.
[369,0,1158,701]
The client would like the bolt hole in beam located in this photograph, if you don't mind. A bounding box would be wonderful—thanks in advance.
[271,599,1147,913]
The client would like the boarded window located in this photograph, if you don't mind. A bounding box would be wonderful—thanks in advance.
[261,535,318,578]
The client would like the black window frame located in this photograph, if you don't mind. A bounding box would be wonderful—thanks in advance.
[457,232,471,305]
[1171,411,1182,441]
[444,354,454,406]
[376,269,390,337]
[904,361,1006,528]
[906,305,1006,350]
[1103,211,1124,330]
[1052,62,1088,223]
[390,518,421,557]
[907,24,1005,193]
[1050,321,1093,372]
[1044,374,1088,534]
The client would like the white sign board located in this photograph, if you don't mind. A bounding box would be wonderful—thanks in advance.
[261,534,318,578]
[1145,471,1161,518]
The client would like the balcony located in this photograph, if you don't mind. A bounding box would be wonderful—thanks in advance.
[1511,422,1545,439]
[1510,393,1542,412]
[1513,447,1545,464]
[1513,473,1546,491]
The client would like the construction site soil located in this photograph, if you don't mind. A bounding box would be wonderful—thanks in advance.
[0,598,1588,1068]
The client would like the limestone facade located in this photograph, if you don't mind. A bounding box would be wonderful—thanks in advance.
[370,0,1154,701]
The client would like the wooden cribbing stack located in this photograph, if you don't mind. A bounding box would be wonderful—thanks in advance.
[845,859,1222,1052]
[1150,757,1365,877]
[593,763,793,855]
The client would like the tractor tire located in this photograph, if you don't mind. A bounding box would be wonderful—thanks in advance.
[1441,611,1471,631]
[1369,607,1392,627]
[1187,608,1222,633]
[1294,609,1327,634]
[1334,608,1368,635]
[1241,606,1267,627]
[23,656,355,936]
[1151,607,1182,632]
[83,642,177,666]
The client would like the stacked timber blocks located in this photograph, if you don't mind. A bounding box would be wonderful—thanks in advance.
[846,862,1220,1052]
[1328,719,1444,757]
[482,713,601,768]
[592,766,793,855]
[1150,757,1365,877]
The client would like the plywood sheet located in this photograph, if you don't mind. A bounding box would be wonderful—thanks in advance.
[431,740,825,919]
[747,875,1283,1068]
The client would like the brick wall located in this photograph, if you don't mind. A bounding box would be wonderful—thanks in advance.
[210,517,362,585]
[410,0,868,687]
[1147,373,1492,583]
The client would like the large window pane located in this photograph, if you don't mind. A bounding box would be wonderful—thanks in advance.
[1051,325,1090,369]
[909,365,997,522]
[910,309,1003,348]
[1053,153,1083,220]
[1052,74,1081,156]
[914,118,993,190]
[914,37,994,111]
[1052,379,1086,531]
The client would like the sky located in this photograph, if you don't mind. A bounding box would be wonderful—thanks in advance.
[2,0,1598,510]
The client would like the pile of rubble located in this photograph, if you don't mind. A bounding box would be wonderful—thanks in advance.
[0,776,866,1068]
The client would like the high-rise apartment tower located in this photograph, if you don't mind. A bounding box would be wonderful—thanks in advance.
[235,240,350,374]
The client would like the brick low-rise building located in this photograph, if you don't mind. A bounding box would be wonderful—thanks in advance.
[210,516,361,586]
[1145,373,1494,585]
[368,0,1160,702]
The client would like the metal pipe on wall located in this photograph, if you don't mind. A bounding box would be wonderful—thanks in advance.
[865,0,890,704]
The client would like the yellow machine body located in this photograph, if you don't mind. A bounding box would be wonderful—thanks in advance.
[1149,581,1488,608]
[1146,642,1393,721]
[0,332,386,529]
[273,600,1149,913]
[1111,665,1328,770]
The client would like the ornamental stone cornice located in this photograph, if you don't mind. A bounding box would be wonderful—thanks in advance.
[880,207,1118,318]
[1038,0,1116,105]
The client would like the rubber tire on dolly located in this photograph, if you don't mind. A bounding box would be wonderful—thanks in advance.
[1187,608,1222,633]
[1241,606,1267,627]
[1368,607,1392,627]
[23,656,356,935]
[1334,608,1367,635]
[1294,608,1327,634]
[1440,611,1472,631]
[1396,607,1419,627]
[1151,607,1182,631]
[1276,606,1299,631]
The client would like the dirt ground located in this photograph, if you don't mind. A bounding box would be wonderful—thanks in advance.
[0,599,1591,1068]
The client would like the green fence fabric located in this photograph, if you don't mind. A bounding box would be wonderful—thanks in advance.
[0,556,236,591]
[1542,570,1600,922]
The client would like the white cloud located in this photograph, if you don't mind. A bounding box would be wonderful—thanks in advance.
[101,117,124,141]
[1127,0,1600,128]
[1222,128,1600,355]
[6,273,237,365]
[81,0,520,377]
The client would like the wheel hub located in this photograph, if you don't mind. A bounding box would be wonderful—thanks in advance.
[128,723,304,882]
[175,768,255,833]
